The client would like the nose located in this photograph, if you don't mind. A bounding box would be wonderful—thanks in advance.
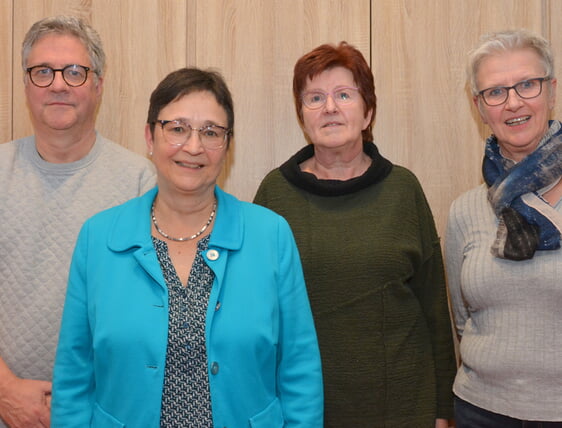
[323,94,338,112]
[504,87,524,109]
[181,129,204,153]
[50,70,69,90]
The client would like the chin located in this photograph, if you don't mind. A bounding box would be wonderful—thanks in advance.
[43,115,78,130]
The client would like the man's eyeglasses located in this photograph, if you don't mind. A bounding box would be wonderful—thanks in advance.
[26,64,91,88]
[478,77,551,106]
[301,87,360,109]
[154,119,232,150]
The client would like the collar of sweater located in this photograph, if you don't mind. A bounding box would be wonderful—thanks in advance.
[279,141,393,196]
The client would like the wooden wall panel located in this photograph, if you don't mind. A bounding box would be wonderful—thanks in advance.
[0,2,12,144]
[371,0,546,236]
[91,0,188,154]
[548,0,562,120]
[189,0,370,199]
[2,0,562,239]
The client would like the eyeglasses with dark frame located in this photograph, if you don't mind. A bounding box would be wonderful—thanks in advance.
[478,77,551,106]
[154,119,232,150]
[26,64,91,88]
[301,86,360,109]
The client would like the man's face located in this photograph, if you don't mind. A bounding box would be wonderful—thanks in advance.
[24,33,103,136]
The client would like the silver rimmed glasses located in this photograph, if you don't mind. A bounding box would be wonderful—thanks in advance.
[154,119,232,150]
[301,86,360,109]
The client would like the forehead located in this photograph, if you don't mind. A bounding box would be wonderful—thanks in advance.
[476,48,545,87]
[160,91,227,123]
[26,34,90,67]
[305,66,355,90]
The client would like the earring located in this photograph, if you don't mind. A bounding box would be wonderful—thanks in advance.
[148,151,153,157]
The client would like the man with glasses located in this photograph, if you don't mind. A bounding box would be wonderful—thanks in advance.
[0,16,155,427]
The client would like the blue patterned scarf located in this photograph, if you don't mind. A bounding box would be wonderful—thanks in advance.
[483,120,562,260]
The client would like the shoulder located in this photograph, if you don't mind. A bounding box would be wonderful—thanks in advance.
[0,140,17,152]
[254,167,299,209]
[0,137,38,173]
[86,189,152,228]
[97,135,154,169]
[260,167,283,182]
[94,135,156,191]
[0,137,32,158]
[386,165,423,188]
[218,188,294,239]
[447,184,490,233]
[383,165,431,209]
[0,141,17,165]
[449,184,488,215]
[223,188,289,224]
[255,167,285,191]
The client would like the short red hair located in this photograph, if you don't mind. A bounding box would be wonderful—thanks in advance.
[293,41,376,141]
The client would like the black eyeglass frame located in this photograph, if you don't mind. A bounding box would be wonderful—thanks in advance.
[477,77,551,106]
[153,119,232,150]
[25,64,91,88]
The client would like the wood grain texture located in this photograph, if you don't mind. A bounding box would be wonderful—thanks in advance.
[0,1,12,144]
[91,0,188,154]
[2,0,562,239]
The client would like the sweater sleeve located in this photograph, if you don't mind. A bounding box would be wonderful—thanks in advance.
[409,182,457,420]
[253,170,277,207]
[51,223,95,427]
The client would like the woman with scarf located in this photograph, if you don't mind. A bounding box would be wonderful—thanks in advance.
[254,41,457,427]
[445,29,562,427]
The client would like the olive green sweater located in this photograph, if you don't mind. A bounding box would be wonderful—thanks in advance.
[254,142,456,427]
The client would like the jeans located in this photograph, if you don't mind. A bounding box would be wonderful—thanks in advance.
[455,396,562,428]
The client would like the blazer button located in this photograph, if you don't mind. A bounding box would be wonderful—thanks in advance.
[207,249,219,261]
[215,301,221,311]
[211,362,219,375]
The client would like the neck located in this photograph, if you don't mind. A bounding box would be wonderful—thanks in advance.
[34,128,97,163]
[301,143,370,180]
[152,191,217,241]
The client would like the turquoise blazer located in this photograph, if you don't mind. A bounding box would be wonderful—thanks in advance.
[52,187,323,427]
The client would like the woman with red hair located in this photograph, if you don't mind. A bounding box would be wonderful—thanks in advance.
[254,41,456,427]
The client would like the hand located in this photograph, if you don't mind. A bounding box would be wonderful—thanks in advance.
[435,417,453,428]
[0,376,51,428]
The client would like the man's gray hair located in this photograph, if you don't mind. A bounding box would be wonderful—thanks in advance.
[22,15,106,77]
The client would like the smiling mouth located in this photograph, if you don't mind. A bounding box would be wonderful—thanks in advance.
[505,116,530,126]
[176,161,202,169]
[322,122,342,128]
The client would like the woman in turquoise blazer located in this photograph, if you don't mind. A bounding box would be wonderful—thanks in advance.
[52,68,323,427]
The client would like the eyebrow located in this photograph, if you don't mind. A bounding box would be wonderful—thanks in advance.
[485,76,541,87]
[168,118,226,127]
[26,62,87,69]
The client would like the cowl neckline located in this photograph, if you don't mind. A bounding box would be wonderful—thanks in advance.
[279,141,393,197]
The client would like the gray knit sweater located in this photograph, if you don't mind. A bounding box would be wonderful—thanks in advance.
[0,135,155,395]
[445,184,562,421]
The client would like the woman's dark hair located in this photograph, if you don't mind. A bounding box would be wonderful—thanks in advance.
[147,67,234,141]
